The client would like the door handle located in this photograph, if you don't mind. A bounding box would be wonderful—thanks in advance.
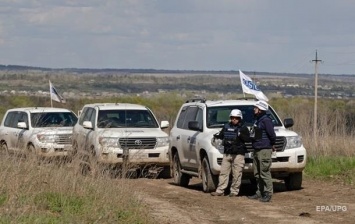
[176,135,180,140]
[187,137,191,142]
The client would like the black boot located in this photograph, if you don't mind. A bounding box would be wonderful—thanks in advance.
[259,193,272,202]
[247,194,260,200]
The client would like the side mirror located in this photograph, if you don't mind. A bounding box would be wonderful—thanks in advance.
[188,121,202,131]
[83,121,93,129]
[160,120,169,129]
[17,122,27,129]
[284,118,294,128]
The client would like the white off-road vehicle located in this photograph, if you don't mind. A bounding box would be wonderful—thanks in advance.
[0,107,77,157]
[169,98,306,192]
[72,103,170,177]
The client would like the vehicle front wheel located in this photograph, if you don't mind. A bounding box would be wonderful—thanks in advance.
[285,172,302,190]
[0,142,8,154]
[201,157,218,193]
[172,153,190,187]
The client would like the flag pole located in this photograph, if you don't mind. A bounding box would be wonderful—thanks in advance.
[49,80,53,107]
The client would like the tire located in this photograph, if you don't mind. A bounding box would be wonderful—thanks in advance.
[158,166,172,179]
[285,172,302,191]
[79,147,98,177]
[172,153,190,187]
[0,142,8,154]
[201,157,218,193]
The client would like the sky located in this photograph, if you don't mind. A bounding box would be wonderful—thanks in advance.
[1,0,355,75]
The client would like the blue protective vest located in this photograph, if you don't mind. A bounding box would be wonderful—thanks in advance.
[252,114,273,149]
[222,123,245,154]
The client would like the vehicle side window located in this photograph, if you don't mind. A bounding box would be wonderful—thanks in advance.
[4,112,16,127]
[182,106,198,130]
[18,112,29,127]
[196,108,203,130]
[79,107,91,125]
[176,106,188,128]
[89,109,96,127]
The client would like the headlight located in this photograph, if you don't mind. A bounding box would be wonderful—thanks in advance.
[285,136,302,149]
[37,134,58,143]
[156,137,169,147]
[211,138,224,152]
[99,137,118,147]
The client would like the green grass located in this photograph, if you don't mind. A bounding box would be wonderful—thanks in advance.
[305,156,355,185]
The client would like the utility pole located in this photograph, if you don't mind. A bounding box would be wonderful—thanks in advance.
[312,50,322,149]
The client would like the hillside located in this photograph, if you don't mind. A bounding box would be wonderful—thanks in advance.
[1,65,355,99]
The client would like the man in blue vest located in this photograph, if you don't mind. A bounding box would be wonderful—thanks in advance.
[248,100,276,202]
[211,109,250,197]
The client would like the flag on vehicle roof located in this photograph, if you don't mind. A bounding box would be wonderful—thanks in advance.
[49,80,66,104]
[239,70,269,102]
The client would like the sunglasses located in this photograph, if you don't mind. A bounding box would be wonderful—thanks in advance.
[230,117,240,120]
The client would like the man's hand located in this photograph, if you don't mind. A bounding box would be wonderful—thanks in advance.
[272,145,276,151]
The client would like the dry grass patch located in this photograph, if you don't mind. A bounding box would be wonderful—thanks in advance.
[0,152,154,223]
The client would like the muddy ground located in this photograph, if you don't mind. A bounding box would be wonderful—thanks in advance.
[131,177,355,224]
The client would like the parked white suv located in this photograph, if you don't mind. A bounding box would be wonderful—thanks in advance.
[0,107,77,157]
[169,98,306,192]
[72,103,170,177]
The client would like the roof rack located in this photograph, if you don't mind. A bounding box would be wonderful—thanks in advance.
[235,97,258,101]
[185,98,206,103]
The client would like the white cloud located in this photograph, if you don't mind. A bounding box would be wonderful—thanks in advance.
[0,0,355,74]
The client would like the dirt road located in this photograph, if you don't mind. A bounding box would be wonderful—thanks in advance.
[132,177,355,224]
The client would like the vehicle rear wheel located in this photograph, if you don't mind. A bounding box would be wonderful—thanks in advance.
[201,157,218,193]
[285,172,302,190]
[172,153,190,187]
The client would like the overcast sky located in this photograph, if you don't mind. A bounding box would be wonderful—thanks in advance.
[1,0,355,75]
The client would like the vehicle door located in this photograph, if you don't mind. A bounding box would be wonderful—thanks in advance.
[75,107,95,151]
[16,112,30,151]
[170,106,188,163]
[180,106,202,170]
[1,111,18,151]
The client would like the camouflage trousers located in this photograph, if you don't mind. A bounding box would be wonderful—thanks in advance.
[215,154,245,195]
[253,148,273,196]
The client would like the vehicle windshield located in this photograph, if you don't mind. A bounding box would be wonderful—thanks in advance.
[31,112,78,127]
[97,109,159,128]
[206,105,282,128]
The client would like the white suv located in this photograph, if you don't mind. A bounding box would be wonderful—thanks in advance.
[169,98,307,192]
[0,107,77,157]
[72,103,170,177]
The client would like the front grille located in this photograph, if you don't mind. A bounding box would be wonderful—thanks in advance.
[119,137,157,150]
[245,136,286,152]
[55,134,72,145]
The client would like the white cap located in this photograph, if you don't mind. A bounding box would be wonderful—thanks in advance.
[229,109,243,119]
[255,100,269,111]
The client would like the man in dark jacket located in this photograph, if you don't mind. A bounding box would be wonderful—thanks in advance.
[248,100,276,202]
[211,109,250,197]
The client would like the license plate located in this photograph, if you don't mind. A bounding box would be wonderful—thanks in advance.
[132,153,148,159]
[64,145,72,151]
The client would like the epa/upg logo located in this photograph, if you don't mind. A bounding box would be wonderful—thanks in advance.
[316,205,347,212]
